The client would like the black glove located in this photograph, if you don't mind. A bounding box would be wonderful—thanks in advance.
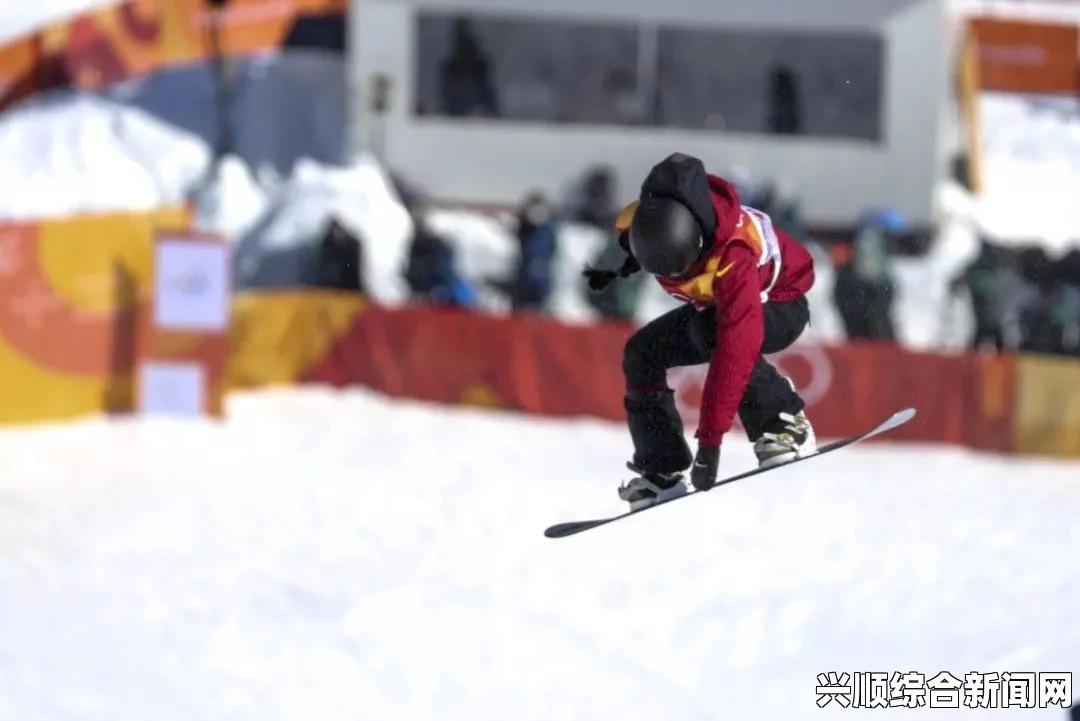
[582,266,619,292]
[690,445,720,492]
[582,255,642,293]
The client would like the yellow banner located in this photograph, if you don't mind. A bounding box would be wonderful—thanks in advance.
[228,291,365,390]
[1015,355,1080,457]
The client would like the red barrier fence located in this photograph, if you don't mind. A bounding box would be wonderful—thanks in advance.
[228,294,1078,456]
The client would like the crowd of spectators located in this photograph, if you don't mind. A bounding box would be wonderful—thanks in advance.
[303,163,1080,361]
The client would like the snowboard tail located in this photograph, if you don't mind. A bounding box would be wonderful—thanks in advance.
[544,408,916,539]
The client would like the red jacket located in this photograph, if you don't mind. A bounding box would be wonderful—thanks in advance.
[653,175,815,446]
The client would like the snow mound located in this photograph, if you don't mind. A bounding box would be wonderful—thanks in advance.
[192,154,269,240]
[0,91,210,221]
[233,156,413,300]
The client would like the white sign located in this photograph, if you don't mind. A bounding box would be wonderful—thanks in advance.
[153,237,229,332]
[138,361,205,417]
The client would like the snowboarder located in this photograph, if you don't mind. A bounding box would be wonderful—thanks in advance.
[583,153,818,510]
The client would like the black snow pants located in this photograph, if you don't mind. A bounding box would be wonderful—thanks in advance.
[622,296,810,475]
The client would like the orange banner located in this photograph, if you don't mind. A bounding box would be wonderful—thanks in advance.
[0,35,40,109]
[0,0,346,111]
[967,17,1080,94]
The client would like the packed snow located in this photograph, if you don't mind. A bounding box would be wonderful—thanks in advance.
[0,387,1076,720]
[231,157,413,301]
[0,93,210,219]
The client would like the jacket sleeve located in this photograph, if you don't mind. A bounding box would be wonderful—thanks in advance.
[696,241,764,447]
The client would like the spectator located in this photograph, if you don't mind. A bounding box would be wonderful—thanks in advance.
[832,208,901,341]
[488,191,559,313]
[726,165,761,207]
[756,178,806,242]
[312,217,367,293]
[1057,249,1080,288]
[1059,249,1080,356]
[402,207,477,308]
[948,236,1019,352]
[572,165,617,231]
[438,17,499,117]
[1020,279,1078,357]
[768,65,803,135]
[585,227,646,321]
[1014,246,1060,354]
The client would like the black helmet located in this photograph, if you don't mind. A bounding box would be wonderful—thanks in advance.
[628,194,704,277]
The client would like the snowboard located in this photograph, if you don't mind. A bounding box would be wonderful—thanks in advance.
[543,407,916,539]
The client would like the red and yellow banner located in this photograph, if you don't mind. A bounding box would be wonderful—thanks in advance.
[5,274,1079,457]
[0,0,346,111]
[226,293,1051,454]
[0,206,193,424]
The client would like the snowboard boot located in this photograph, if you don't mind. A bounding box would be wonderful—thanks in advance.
[617,463,688,511]
[753,410,817,469]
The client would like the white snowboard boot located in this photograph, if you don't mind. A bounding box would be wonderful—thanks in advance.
[617,465,688,511]
[753,410,817,469]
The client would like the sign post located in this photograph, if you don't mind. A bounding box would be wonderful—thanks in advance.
[137,232,231,418]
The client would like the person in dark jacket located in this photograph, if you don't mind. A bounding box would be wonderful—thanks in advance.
[403,209,477,308]
[511,192,558,311]
[832,209,900,341]
[313,218,367,293]
[485,192,559,312]
[437,17,499,117]
[585,228,647,321]
[582,153,817,510]
[948,237,1017,352]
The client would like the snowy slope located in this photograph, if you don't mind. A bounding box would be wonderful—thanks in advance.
[0,388,1076,720]
[232,156,413,300]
